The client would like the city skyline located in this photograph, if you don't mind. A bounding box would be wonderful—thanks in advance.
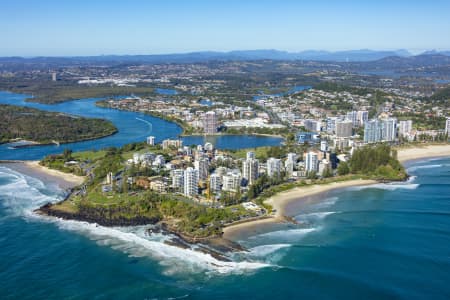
[1,0,450,56]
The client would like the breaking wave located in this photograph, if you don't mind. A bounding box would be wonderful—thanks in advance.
[0,166,278,275]
[295,211,337,222]
[349,181,419,192]
[0,166,63,217]
[52,219,270,276]
[407,164,446,172]
[250,227,319,243]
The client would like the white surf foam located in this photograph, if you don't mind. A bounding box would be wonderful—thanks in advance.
[407,164,444,172]
[349,181,419,191]
[0,167,63,217]
[52,218,270,275]
[241,244,292,264]
[250,227,319,243]
[310,196,339,210]
[0,167,296,275]
[246,243,292,257]
[0,167,272,275]
[296,211,337,220]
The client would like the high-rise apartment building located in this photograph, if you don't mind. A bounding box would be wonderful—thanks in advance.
[242,152,259,185]
[305,151,319,173]
[184,167,199,197]
[336,120,353,137]
[203,111,218,135]
[267,157,282,177]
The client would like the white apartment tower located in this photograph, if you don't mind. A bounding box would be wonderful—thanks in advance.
[305,151,319,173]
[267,157,282,178]
[209,173,222,194]
[146,136,155,146]
[285,153,297,177]
[242,151,259,185]
[364,118,397,143]
[194,157,209,181]
[346,111,359,127]
[243,158,259,185]
[171,169,184,191]
[382,118,397,142]
[203,111,218,135]
[222,171,241,192]
[398,120,413,136]
[183,167,199,197]
[357,110,369,126]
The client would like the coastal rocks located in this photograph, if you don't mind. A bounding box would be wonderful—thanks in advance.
[37,203,160,227]
[37,202,246,262]
[150,224,246,262]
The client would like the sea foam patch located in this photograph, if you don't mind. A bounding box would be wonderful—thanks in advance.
[53,219,271,276]
[295,211,337,222]
[407,164,445,172]
[0,166,63,217]
[0,167,274,276]
[348,181,419,192]
[249,227,319,244]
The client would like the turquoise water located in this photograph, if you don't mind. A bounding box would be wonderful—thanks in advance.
[1,91,449,299]
[0,91,282,160]
[1,158,449,299]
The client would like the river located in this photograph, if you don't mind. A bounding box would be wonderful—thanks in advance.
[0,91,283,160]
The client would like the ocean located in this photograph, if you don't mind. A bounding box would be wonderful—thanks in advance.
[1,158,449,299]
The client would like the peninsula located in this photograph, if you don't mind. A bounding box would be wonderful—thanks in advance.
[0,104,118,145]
[35,138,414,246]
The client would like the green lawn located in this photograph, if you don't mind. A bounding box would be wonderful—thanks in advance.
[73,150,107,162]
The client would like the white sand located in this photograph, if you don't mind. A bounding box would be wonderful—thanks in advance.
[23,161,85,188]
[397,144,450,163]
[223,179,377,239]
[224,144,450,238]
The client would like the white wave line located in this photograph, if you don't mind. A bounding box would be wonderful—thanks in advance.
[135,117,153,133]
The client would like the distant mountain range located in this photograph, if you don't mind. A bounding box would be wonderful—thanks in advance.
[0,49,449,64]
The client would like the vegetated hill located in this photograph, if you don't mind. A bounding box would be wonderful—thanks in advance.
[366,54,450,69]
[420,50,450,56]
[429,85,450,103]
[0,49,413,65]
[0,104,117,144]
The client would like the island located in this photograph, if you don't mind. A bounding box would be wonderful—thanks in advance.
[0,104,118,145]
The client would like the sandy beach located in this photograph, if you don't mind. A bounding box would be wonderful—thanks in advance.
[1,161,85,190]
[223,179,377,239]
[224,144,450,239]
[396,144,450,163]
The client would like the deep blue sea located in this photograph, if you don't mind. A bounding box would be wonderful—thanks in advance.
[1,91,449,299]
[1,157,449,299]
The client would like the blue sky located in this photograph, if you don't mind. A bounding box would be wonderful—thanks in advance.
[1,0,449,56]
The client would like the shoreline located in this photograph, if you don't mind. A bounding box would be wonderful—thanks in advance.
[396,144,450,163]
[224,144,450,239]
[1,160,85,190]
[223,179,377,239]
[4,144,449,241]
[96,100,286,140]
[0,129,118,148]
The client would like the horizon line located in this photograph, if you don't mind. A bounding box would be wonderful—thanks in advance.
[1,48,449,58]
